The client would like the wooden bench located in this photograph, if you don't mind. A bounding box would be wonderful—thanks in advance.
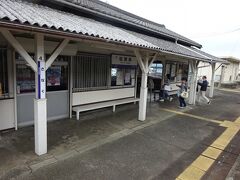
[72,98,140,120]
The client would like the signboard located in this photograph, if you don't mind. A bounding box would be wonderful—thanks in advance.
[37,57,46,99]
[112,55,137,67]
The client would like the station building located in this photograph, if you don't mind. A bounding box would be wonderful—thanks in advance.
[0,0,225,155]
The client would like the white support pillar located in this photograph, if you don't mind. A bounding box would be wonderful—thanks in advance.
[209,63,216,98]
[139,72,148,121]
[161,59,166,87]
[188,61,198,105]
[134,50,155,121]
[219,65,225,88]
[34,34,47,156]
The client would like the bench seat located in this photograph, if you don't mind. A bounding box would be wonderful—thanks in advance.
[72,98,140,120]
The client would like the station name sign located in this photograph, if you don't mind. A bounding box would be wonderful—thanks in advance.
[37,57,46,99]
[112,55,137,67]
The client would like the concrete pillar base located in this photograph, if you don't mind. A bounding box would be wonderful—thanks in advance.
[139,87,148,121]
[34,98,47,156]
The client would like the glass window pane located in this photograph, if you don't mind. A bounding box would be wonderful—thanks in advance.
[16,64,35,94]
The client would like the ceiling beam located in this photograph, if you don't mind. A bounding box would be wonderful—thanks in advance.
[46,38,69,69]
[0,29,37,72]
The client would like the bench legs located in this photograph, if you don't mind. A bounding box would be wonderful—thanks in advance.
[113,105,116,112]
[76,111,80,120]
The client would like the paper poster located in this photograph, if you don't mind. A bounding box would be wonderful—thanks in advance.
[131,69,135,78]
[124,72,131,84]
[47,66,61,87]
[116,70,124,85]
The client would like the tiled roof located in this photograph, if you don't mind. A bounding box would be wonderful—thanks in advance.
[54,0,202,48]
[126,31,209,60]
[0,0,158,49]
[221,56,240,62]
[0,0,221,62]
[189,47,227,63]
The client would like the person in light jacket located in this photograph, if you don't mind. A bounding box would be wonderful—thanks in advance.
[177,77,188,108]
[160,74,173,102]
[198,76,211,104]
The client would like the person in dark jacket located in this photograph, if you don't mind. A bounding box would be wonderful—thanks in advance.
[198,76,211,104]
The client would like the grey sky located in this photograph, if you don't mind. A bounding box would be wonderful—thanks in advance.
[102,0,240,58]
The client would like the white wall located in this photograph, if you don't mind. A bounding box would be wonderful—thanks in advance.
[0,99,15,130]
[198,61,240,83]
[222,61,240,82]
[198,62,222,82]
[17,91,69,127]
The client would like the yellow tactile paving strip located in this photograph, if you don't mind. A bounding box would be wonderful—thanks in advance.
[160,108,223,124]
[163,109,240,180]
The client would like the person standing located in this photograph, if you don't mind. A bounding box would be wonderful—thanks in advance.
[177,77,188,108]
[198,76,211,104]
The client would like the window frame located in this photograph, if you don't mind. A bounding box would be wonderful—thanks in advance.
[0,47,9,99]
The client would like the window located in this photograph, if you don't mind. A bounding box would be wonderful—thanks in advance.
[16,63,35,94]
[111,68,136,86]
[176,63,188,82]
[16,53,69,94]
[0,48,8,98]
[165,61,189,82]
[149,62,163,78]
[111,55,136,87]
[165,63,177,81]
[72,53,111,92]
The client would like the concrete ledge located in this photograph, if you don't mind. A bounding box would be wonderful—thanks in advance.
[219,82,238,89]
[29,158,57,172]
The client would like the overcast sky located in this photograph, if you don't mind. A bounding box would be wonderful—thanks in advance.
[102,0,240,58]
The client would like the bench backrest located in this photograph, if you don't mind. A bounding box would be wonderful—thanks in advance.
[72,87,135,106]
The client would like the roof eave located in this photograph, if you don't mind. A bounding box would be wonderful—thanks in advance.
[0,21,157,52]
[0,21,208,63]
